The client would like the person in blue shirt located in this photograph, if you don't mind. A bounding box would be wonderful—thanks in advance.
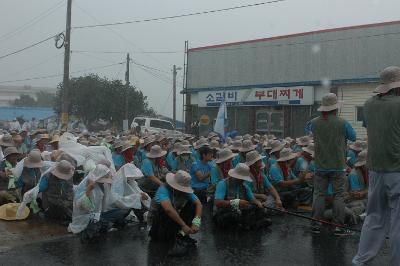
[211,147,237,186]
[269,148,312,208]
[190,146,213,203]
[229,140,242,168]
[293,136,311,153]
[149,171,202,257]
[15,149,43,196]
[166,143,181,172]
[138,145,168,197]
[134,136,156,169]
[39,160,75,225]
[112,141,125,171]
[346,140,363,168]
[176,145,196,173]
[214,163,269,230]
[268,140,285,169]
[245,151,282,208]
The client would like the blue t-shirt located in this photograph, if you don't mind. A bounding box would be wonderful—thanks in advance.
[245,172,273,192]
[166,152,177,172]
[192,149,200,161]
[269,163,284,184]
[190,160,212,190]
[232,154,241,168]
[141,158,155,177]
[154,185,198,204]
[347,150,357,168]
[210,162,220,185]
[214,179,255,201]
[293,157,309,177]
[112,153,125,169]
[348,170,365,192]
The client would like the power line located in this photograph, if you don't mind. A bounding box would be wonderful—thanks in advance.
[0,62,124,84]
[73,0,286,29]
[71,49,183,54]
[0,0,65,43]
[131,60,171,75]
[0,33,61,61]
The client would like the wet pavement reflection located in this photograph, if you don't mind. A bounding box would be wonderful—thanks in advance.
[0,209,390,266]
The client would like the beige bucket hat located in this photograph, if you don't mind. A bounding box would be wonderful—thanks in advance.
[302,143,315,157]
[113,141,124,150]
[245,150,266,167]
[0,135,15,147]
[194,138,209,149]
[233,136,243,141]
[317,93,342,112]
[209,140,221,150]
[277,148,298,162]
[239,140,257,153]
[229,140,242,151]
[228,163,252,182]
[166,170,193,194]
[269,140,285,154]
[146,145,167,159]
[143,136,156,148]
[172,143,183,153]
[49,135,60,144]
[263,141,272,150]
[0,203,30,221]
[354,150,367,167]
[285,137,294,145]
[24,150,44,168]
[243,134,252,140]
[177,145,192,156]
[296,136,311,146]
[51,160,75,180]
[215,148,238,164]
[374,66,400,94]
[121,142,133,153]
[3,147,21,158]
[349,140,364,152]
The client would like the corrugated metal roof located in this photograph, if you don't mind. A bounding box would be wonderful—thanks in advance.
[187,21,399,90]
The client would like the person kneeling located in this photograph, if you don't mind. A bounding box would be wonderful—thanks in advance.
[149,170,202,257]
[68,164,130,243]
[213,163,270,230]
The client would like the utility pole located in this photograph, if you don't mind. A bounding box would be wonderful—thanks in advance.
[172,65,177,129]
[123,53,130,131]
[61,0,72,130]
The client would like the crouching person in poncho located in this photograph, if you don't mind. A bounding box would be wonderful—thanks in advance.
[68,164,130,243]
[149,170,202,257]
[213,163,271,230]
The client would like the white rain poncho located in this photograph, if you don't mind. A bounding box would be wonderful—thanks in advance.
[59,132,115,173]
[110,163,151,210]
[68,165,116,234]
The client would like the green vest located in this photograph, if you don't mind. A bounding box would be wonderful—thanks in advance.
[364,95,400,172]
[312,115,347,170]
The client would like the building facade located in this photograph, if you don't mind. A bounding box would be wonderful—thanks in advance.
[184,20,400,138]
[0,85,57,107]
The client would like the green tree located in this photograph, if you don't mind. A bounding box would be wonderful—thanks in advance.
[12,94,37,107]
[54,74,156,130]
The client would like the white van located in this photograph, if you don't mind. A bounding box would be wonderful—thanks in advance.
[131,117,182,137]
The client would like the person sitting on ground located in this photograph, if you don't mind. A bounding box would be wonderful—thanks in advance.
[347,140,363,168]
[214,163,270,230]
[245,151,282,208]
[293,136,311,153]
[121,142,134,165]
[192,138,209,161]
[268,140,285,169]
[211,148,237,187]
[176,145,195,173]
[229,140,242,168]
[69,164,131,242]
[48,135,60,151]
[112,141,125,171]
[344,150,368,220]
[39,160,75,224]
[138,145,168,197]
[149,170,202,257]
[0,147,22,204]
[269,148,312,208]
[33,134,50,152]
[15,150,43,196]
[238,139,256,164]
[134,136,156,168]
[189,146,213,203]
[166,142,181,173]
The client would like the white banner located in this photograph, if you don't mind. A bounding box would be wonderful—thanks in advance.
[198,86,314,107]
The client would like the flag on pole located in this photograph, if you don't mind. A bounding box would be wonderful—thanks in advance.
[214,99,227,139]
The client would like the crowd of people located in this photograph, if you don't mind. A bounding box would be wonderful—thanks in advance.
[0,66,398,264]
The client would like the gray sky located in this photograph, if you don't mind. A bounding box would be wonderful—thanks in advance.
[0,0,398,120]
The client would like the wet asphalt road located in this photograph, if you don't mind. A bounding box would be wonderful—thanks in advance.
[0,210,390,266]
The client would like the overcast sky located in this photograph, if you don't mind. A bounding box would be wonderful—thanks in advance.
[0,0,398,120]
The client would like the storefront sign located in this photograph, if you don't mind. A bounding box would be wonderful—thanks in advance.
[198,87,314,107]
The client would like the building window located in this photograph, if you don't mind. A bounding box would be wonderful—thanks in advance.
[355,106,364,123]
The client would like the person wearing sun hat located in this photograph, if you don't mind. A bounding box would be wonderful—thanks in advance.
[134,135,156,168]
[166,142,182,173]
[305,92,356,236]
[48,135,60,151]
[269,148,311,208]
[149,170,202,257]
[0,147,21,204]
[238,139,257,164]
[229,140,242,168]
[138,145,169,197]
[121,142,134,165]
[15,149,44,196]
[111,141,125,171]
[353,69,400,266]
[192,137,209,161]
[210,148,237,188]
[189,145,214,203]
[268,140,285,168]
[347,140,363,168]
[342,150,368,222]
[245,151,282,209]
[293,136,311,153]
[38,160,75,224]
[176,145,195,173]
[69,164,131,240]
[214,163,269,230]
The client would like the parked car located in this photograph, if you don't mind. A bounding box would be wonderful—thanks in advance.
[131,117,183,138]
